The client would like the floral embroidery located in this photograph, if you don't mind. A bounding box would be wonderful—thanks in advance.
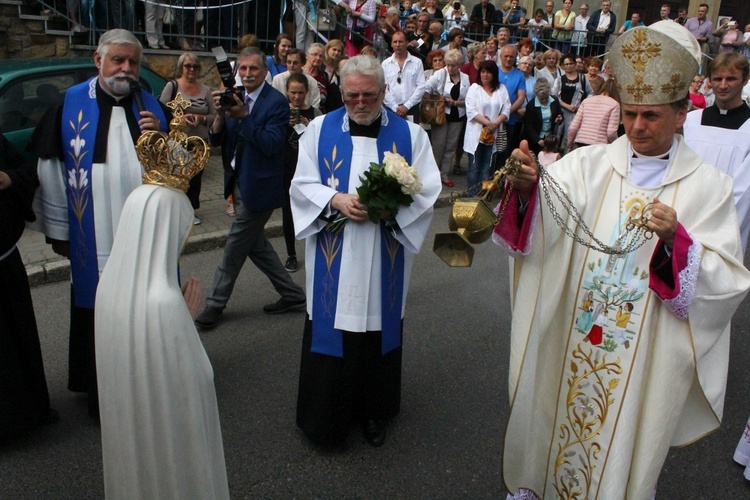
[66,109,91,228]
[553,346,623,499]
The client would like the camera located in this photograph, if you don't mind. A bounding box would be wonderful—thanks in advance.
[290,106,300,124]
[512,5,518,10]
[453,2,460,9]
[212,46,240,108]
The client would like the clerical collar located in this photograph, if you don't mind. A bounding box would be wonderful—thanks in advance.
[627,139,676,188]
[93,81,141,163]
[701,102,750,129]
[349,113,383,138]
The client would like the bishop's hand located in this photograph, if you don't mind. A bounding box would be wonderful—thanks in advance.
[647,197,678,248]
[507,140,539,203]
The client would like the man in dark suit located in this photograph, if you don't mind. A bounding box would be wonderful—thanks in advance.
[195,47,306,330]
[469,0,495,35]
[586,0,616,57]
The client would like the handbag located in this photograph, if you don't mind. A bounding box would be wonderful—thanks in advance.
[479,126,495,145]
[494,125,508,152]
[420,69,447,126]
[420,93,446,126]
[308,4,335,32]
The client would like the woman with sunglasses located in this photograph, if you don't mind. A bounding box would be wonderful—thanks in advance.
[160,52,217,225]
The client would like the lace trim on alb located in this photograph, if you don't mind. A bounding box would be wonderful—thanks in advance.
[506,488,541,500]
[661,232,701,320]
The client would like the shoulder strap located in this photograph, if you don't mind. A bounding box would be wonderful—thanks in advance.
[170,79,178,101]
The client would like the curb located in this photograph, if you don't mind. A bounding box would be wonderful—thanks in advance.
[26,191,456,287]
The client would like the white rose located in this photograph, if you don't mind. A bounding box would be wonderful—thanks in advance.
[400,167,422,195]
[383,151,410,179]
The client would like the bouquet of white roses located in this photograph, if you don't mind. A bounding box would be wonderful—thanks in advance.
[327,151,422,233]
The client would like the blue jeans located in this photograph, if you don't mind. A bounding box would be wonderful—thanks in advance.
[467,143,493,197]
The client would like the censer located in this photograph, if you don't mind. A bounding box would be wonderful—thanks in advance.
[433,170,507,267]
[433,155,655,267]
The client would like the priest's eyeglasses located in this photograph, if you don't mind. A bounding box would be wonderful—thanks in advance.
[342,88,383,105]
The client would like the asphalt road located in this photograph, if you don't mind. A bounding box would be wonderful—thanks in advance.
[2,205,750,498]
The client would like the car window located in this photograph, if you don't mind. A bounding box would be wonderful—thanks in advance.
[0,73,74,133]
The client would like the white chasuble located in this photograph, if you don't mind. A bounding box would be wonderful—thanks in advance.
[499,136,750,499]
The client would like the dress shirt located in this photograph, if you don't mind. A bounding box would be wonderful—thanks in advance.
[685,17,713,41]
[597,12,611,31]
[382,52,426,111]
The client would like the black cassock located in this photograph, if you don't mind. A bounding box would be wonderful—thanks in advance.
[0,133,54,440]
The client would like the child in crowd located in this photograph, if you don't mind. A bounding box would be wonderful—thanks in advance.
[538,134,561,167]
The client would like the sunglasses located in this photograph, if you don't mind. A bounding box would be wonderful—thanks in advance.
[343,88,383,105]
[183,64,201,70]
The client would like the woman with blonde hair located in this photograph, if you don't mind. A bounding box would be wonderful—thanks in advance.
[460,41,487,84]
[159,52,216,225]
[536,49,561,86]
[424,48,470,186]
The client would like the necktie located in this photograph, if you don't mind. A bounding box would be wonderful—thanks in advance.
[245,95,253,115]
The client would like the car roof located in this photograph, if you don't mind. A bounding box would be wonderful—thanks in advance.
[0,57,163,86]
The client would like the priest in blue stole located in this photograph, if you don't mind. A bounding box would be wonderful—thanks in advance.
[291,55,441,447]
[28,29,169,419]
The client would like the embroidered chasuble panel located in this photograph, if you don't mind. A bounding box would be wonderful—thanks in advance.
[542,179,678,499]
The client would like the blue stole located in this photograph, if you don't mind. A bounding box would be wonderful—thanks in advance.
[62,78,167,309]
[313,107,412,358]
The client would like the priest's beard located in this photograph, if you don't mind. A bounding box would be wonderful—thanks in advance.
[104,73,137,97]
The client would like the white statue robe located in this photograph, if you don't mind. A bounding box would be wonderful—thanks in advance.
[683,109,750,253]
[31,107,143,277]
[493,135,750,499]
[290,112,441,331]
[95,184,229,499]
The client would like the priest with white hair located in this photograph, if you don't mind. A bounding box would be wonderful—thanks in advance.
[291,55,440,447]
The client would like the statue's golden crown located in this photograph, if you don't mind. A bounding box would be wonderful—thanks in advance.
[136,92,209,192]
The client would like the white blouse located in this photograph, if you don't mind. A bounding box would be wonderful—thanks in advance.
[463,83,511,154]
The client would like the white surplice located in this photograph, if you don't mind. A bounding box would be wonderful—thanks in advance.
[290,112,441,332]
[683,108,750,253]
[95,185,229,499]
[31,107,143,276]
[495,135,750,499]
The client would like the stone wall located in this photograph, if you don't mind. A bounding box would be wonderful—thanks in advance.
[0,2,70,60]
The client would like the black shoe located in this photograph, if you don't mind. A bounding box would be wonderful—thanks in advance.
[285,256,298,272]
[263,297,306,314]
[195,306,222,329]
[363,419,386,447]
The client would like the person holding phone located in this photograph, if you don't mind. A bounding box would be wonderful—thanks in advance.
[282,73,320,273]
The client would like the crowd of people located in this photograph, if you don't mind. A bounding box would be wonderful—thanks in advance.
[5,0,750,497]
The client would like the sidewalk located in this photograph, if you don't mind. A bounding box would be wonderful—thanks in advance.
[21,152,469,287]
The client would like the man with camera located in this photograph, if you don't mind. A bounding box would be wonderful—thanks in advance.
[194,47,306,330]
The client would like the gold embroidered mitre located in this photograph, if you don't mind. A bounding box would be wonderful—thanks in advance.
[610,20,701,105]
[136,92,209,192]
